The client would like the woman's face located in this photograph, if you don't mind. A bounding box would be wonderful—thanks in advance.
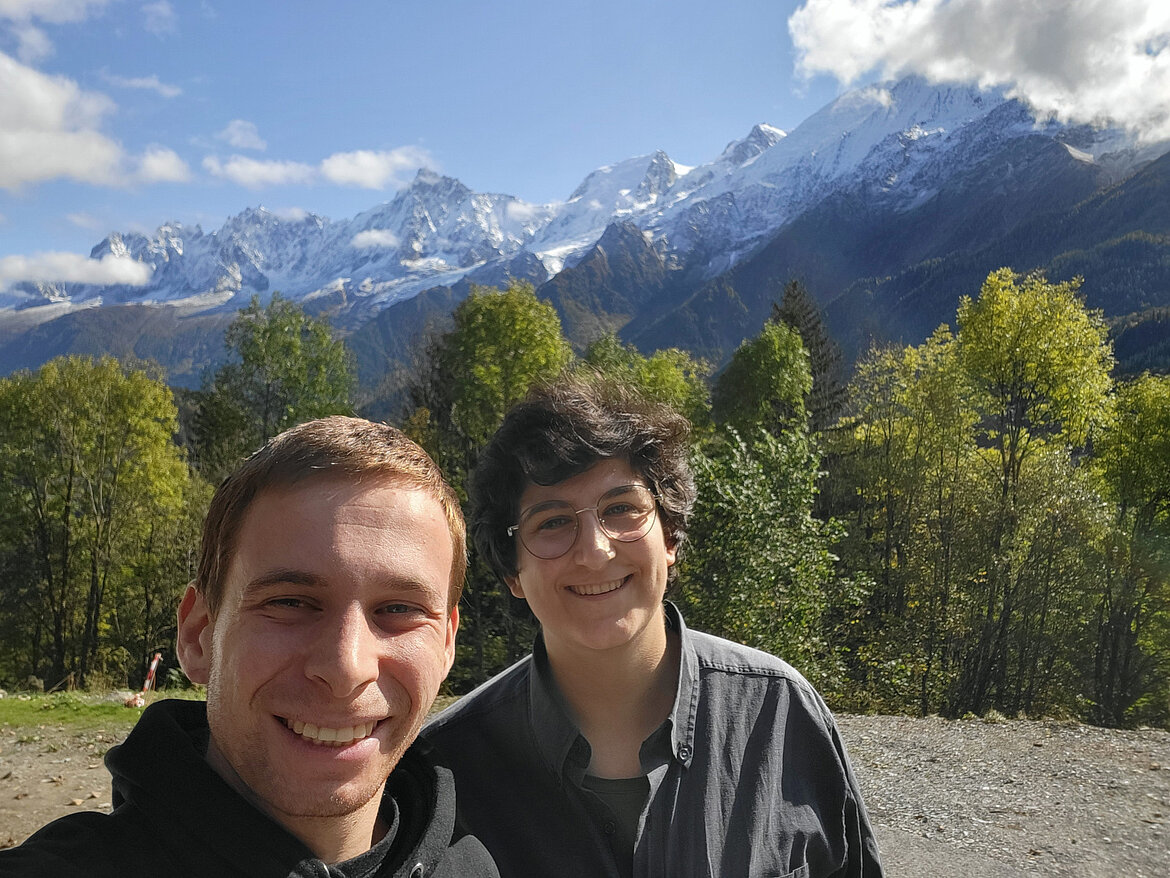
[506,458,675,659]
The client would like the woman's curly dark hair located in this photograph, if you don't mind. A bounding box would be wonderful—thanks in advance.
[469,375,696,582]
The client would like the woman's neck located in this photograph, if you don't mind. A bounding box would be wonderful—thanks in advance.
[545,617,681,778]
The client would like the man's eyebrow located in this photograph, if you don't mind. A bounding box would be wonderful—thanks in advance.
[241,570,324,594]
[243,570,440,596]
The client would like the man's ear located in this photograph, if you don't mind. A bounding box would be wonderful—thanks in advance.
[443,605,459,676]
[664,535,678,568]
[176,584,213,685]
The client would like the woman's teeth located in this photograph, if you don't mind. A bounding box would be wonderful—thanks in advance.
[570,578,624,596]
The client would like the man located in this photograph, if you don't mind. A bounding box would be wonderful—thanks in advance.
[1,417,498,878]
[423,378,883,877]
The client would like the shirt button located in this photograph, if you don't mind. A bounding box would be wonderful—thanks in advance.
[603,821,616,836]
[678,744,692,760]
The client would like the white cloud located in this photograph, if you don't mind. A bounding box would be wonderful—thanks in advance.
[12,23,52,62]
[351,229,400,249]
[216,119,266,151]
[203,154,315,188]
[789,0,1170,141]
[140,0,175,35]
[201,146,433,191]
[102,71,181,98]
[137,145,189,182]
[0,50,124,188]
[505,201,543,222]
[320,147,433,189]
[0,0,109,23]
[0,251,153,288]
[66,211,103,229]
[272,207,309,221]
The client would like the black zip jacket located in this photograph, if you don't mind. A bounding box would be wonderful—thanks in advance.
[0,699,498,878]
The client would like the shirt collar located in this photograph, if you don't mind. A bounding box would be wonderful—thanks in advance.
[529,632,591,783]
[526,601,700,779]
[664,601,699,767]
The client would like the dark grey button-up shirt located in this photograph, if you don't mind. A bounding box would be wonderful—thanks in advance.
[422,604,883,878]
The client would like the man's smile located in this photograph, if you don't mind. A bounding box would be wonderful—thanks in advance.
[280,717,380,746]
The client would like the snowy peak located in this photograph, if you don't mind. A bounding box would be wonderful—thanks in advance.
[720,123,786,166]
[5,74,1159,322]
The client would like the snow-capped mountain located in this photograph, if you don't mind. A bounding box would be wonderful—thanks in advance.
[2,75,1166,376]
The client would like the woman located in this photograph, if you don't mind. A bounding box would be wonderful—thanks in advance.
[422,377,882,878]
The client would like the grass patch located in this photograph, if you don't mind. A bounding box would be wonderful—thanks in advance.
[0,690,203,731]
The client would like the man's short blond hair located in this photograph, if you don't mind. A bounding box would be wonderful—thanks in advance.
[194,416,466,616]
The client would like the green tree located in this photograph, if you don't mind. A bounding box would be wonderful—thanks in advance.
[407,282,573,489]
[679,427,856,689]
[952,269,1114,715]
[404,282,573,689]
[190,294,354,478]
[1092,373,1170,725]
[578,333,712,430]
[0,357,196,687]
[711,321,811,435]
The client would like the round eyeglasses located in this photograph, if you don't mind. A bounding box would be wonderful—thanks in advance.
[507,484,659,560]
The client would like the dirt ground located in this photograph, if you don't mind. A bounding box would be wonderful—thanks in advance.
[2,705,1168,877]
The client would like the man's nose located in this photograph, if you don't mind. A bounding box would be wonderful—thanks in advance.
[305,604,380,697]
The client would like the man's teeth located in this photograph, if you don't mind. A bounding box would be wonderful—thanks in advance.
[286,719,377,745]
[571,578,624,596]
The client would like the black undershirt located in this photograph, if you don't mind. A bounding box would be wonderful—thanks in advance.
[580,774,650,878]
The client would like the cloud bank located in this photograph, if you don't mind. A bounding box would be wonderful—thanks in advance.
[789,0,1170,141]
[351,229,400,249]
[0,251,152,289]
[204,147,434,190]
[0,51,192,188]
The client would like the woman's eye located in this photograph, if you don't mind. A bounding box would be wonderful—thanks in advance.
[536,514,573,532]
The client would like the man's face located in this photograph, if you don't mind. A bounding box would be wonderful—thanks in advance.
[178,476,457,832]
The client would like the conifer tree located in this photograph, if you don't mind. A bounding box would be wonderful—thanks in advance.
[771,279,847,432]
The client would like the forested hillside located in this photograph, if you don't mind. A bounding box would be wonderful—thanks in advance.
[1,271,1166,729]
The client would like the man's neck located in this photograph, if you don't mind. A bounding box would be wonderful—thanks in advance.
[204,736,388,863]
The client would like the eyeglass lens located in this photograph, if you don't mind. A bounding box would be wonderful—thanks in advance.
[515,484,657,560]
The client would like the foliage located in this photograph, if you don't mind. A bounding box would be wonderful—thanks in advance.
[188,294,354,479]
[404,282,573,689]
[679,427,857,690]
[406,282,573,492]
[771,279,847,432]
[825,268,1170,726]
[0,357,202,689]
[577,333,712,431]
[711,321,811,436]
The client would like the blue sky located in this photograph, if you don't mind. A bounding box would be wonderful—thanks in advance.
[2,0,1168,287]
[0,0,841,264]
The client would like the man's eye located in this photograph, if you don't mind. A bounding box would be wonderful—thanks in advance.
[268,597,307,609]
[379,604,417,615]
[604,502,637,517]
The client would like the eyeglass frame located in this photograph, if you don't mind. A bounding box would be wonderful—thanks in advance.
[506,483,662,560]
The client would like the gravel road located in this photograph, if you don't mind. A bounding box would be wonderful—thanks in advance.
[3,709,1168,876]
[837,714,1170,877]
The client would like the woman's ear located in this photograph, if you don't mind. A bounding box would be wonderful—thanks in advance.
[176,584,213,685]
[504,574,525,600]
